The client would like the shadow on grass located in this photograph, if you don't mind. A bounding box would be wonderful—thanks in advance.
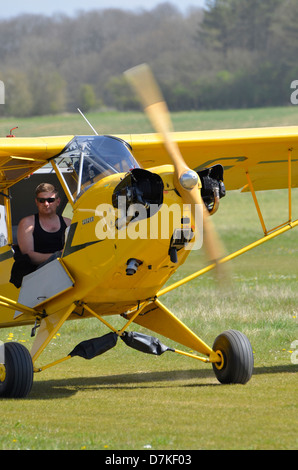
[30,368,217,399]
[28,363,297,400]
[253,364,298,375]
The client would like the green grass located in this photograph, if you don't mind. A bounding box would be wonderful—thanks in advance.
[1,105,298,137]
[0,108,297,450]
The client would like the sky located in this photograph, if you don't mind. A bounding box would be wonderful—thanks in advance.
[0,0,206,19]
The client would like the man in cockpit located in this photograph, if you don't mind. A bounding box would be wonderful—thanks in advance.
[10,183,71,288]
[17,183,71,266]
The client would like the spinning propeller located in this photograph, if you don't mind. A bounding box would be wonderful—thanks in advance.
[124,64,225,269]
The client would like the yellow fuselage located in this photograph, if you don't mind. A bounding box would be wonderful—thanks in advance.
[0,165,196,327]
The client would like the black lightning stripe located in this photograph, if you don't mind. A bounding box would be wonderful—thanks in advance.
[62,222,103,257]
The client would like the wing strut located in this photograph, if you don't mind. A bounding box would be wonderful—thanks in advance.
[0,294,43,317]
[157,218,298,298]
[245,148,294,236]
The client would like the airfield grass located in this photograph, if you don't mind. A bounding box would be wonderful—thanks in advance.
[0,108,297,450]
[1,104,298,136]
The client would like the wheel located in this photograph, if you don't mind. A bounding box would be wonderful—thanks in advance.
[212,329,254,384]
[0,342,33,398]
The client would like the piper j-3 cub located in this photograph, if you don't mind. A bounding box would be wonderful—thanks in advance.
[0,64,297,398]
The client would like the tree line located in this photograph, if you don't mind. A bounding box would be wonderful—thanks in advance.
[0,0,297,117]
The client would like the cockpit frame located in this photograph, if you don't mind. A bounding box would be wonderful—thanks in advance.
[50,135,140,206]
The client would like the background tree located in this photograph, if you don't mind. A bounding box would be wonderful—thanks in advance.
[0,1,297,116]
[78,84,98,112]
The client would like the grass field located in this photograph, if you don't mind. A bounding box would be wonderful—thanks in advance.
[0,107,297,450]
[1,104,298,136]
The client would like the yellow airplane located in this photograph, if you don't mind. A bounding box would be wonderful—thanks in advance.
[0,64,297,398]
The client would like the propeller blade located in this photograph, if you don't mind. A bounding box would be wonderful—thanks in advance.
[124,64,188,181]
[125,64,225,267]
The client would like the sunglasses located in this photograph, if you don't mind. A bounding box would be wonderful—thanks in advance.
[36,197,57,204]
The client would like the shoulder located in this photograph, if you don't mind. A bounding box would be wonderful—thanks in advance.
[18,215,35,231]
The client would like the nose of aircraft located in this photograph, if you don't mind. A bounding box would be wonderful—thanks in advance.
[125,63,227,276]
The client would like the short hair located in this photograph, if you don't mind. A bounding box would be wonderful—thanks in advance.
[35,183,59,198]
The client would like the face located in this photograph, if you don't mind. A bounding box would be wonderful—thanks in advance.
[35,191,60,215]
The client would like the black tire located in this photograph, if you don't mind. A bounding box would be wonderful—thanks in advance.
[0,342,33,398]
[212,329,254,385]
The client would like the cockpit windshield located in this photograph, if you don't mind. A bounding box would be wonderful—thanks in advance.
[53,135,140,199]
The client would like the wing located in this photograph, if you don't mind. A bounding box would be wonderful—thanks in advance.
[120,126,298,191]
[2,127,298,192]
[0,136,73,190]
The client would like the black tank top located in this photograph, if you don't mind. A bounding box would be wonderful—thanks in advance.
[33,213,67,254]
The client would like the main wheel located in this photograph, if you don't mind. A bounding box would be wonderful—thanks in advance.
[0,342,33,398]
[212,330,254,384]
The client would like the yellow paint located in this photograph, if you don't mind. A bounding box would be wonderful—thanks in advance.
[31,303,75,364]
[118,127,298,191]
[0,363,6,382]
[0,128,297,375]
[124,298,218,358]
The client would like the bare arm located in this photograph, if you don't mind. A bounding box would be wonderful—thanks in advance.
[17,216,53,265]
[63,217,71,227]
